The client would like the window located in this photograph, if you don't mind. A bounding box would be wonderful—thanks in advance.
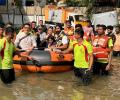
[94,0,119,7]
[69,16,74,22]
[25,0,34,6]
[75,15,84,21]
[0,0,6,5]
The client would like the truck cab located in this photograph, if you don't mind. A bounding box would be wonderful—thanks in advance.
[67,13,89,28]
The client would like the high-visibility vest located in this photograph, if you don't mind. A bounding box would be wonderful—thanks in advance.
[93,35,110,61]
[73,42,88,62]
[0,39,14,60]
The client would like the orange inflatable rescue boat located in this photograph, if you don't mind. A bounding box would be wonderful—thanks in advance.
[13,50,73,73]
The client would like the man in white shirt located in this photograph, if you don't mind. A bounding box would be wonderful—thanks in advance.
[14,23,36,51]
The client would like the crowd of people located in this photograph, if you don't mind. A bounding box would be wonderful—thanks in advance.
[0,19,120,85]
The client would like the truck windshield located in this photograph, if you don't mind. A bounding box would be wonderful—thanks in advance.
[69,16,74,22]
[75,15,84,21]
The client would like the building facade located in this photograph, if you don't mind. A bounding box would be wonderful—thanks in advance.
[0,0,120,26]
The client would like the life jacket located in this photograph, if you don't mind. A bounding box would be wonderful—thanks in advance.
[0,39,14,60]
[93,35,110,61]
[73,42,88,62]
[83,31,95,42]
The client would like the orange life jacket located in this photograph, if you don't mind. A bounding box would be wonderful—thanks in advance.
[93,35,110,61]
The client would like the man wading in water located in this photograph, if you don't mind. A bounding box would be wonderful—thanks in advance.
[92,25,113,75]
[56,29,93,85]
[0,23,5,70]
[0,27,21,84]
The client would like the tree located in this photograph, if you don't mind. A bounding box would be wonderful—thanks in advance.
[85,0,95,19]
[47,0,55,4]
[64,0,95,19]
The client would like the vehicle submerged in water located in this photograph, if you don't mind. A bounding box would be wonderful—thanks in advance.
[13,50,73,73]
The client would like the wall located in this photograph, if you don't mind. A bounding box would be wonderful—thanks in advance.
[0,4,120,25]
[1,14,45,27]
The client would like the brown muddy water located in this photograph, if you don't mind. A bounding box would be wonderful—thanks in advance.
[0,57,120,100]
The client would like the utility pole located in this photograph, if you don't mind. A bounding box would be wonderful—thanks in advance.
[36,0,46,23]
[6,0,10,22]
[13,1,16,28]
[34,0,37,22]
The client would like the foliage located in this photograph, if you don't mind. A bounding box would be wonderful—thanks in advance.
[13,0,22,8]
[64,0,95,19]
[47,0,55,4]
[86,0,95,19]
[65,0,92,7]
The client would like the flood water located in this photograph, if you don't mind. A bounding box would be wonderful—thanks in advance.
[0,57,120,100]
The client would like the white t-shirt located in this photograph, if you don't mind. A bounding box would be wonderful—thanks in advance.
[14,31,37,50]
[39,32,46,41]
[62,35,68,45]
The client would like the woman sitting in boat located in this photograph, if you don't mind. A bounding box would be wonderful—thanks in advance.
[45,26,55,47]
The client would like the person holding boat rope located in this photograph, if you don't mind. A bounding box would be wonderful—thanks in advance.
[0,27,22,84]
[56,29,93,85]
